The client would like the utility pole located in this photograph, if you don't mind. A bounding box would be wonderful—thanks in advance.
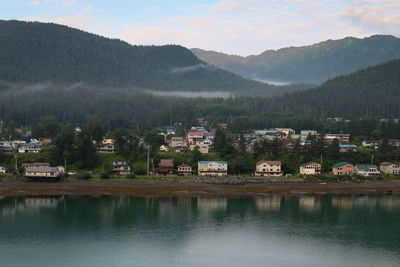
[146,145,150,176]
[14,154,18,174]
[371,154,374,165]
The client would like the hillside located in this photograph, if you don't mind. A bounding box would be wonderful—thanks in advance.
[254,58,400,117]
[0,20,298,96]
[192,35,400,85]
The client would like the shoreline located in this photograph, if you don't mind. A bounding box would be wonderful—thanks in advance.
[1,178,400,196]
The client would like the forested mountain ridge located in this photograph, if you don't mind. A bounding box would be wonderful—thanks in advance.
[191,35,400,85]
[0,20,300,96]
[254,58,400,117]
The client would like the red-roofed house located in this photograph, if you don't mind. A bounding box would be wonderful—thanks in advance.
[22,162,50,170]
[255,160,283,177]
[177,164,193,176]
[158,159,174,175]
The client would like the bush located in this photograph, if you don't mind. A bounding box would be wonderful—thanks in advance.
[76,172,92,180]
[126,172,136,179]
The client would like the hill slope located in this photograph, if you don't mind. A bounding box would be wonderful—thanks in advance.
[192,35,400,85]
[0,20,296,96]
[255,58,400,117]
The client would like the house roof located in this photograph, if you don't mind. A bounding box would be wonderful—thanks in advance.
[339,144,358,148]
[257,160,282,165]
[177,164,192,168]
[380,162,398,166]
[159,159,174,167]
[198,161,227,164]
[355,164,378,170]
[333,162,352,168]
[25,166,59,173]
[300,162,320,167]
[22,162,50,167]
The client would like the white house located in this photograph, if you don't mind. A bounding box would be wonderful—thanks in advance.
[18,139,41,153]
[0,165,6,174]
[300,162,321,175]
[198,161,228,177]
[354,165,380,176]
[255,160,283,177]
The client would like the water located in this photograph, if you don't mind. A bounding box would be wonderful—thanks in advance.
[1,194,400,267]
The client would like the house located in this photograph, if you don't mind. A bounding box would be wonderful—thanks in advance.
[38,138,52,145]
[255,160,283,177]
[113,160,131,176]
[0,165,6,174]
[0,141,18,152]
[198,146,209,154]
[380,162,400,175]
[332,162,354,175]
[198,161,228,177]
[170,137,187,148]
[275,128,295,137]
[300,130,318,140]
[324,134,350,144]
[96,139,115,153]
[354,165,380,176]
[300,162,321,175]
[18,139,41,153]
[25,166,61,179]
[362,140,382,148]
[160,145,169,152]
[174,146,188,153]
[339,144,358,152]
[177,164,192,176]
[158,159,174,175]
[22,162,50,170]
[187,132,205,142]
[388,139,400,147]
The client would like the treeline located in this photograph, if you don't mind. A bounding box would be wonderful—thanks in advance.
[0,20,284,95]
[2,83,400,140]
[253,58,400,117]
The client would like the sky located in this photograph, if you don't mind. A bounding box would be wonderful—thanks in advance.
[1,0,399,56]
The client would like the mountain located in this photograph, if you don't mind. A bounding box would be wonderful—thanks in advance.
[191,35,400,85]
[256,58,400,118]
[0,20,304,96]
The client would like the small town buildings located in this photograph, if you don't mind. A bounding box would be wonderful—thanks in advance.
[255,160,283,177]
[339,144,358,152]
[362,140,382,148]
[96,139,115,153]
[380,162,400,175]
[25,166,61,179]
[198,161,228,177]
[18,139,41,153]
[332,162,354,175]
[158,159,174,175]
[0,165,6,173]
[354,165,380,176]
[22,162,50,170]
[300,162,321,175]
[177,164,192,176]
[113,160,131,176]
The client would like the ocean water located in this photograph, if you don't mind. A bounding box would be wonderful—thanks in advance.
[1,194,400,267]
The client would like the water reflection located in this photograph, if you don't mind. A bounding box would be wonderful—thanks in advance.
[254,195,281,212]
[1,194,400,266]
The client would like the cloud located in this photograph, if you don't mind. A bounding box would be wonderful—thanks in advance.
[23,0,400,56]
[31,1,41,6]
